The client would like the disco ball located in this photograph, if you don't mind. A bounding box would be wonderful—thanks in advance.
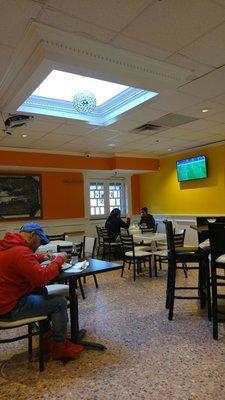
[73,90,96,114]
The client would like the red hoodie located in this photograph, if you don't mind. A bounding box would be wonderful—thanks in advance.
[0,232,65,315]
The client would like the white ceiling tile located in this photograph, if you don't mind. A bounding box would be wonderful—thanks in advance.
[39,8,115,43]
[46,0,152,32]
[125,107,168,123]
[181,22,225,67]
[148,91,201,112]
[167,53,213,78]
[26,118,64,132]
[179,100,225,118]
[0,0,42,47]
[111,35,170,61]
[0,44,14,82]
[121,0,225,53]
[207,112,225,123]
[211,93,225,105]
[180,67,225,99]
[51,124,94,136]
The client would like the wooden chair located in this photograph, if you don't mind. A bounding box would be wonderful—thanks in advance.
[96,226,104,257]
[120,234,153,281]
[165,220,211,321]
[0,315,47,372]
[101,227,122,261]
[153,230,188,276]
[46,233,66,241]
[141,223,158,234]
[208,222,225,339]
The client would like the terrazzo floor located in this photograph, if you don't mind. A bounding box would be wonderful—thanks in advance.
[1,264,225,400]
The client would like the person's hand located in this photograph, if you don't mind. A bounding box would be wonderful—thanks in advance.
[46,251,54,260]
[58,252,68,263]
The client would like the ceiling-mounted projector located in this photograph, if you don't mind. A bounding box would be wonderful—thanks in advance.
[4,114,33,131]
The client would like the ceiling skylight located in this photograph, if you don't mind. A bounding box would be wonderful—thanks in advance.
[33,70,128,106]
[18,69,158,126]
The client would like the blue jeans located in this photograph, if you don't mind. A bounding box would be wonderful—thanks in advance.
[1,294,68,342]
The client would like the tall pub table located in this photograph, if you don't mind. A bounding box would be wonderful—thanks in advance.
[58,258,122,350]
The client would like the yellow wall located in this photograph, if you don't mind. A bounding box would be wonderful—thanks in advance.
[140,144,225,216]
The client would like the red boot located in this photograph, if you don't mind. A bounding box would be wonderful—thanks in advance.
[51,339,84,360]
[44,330,54,353]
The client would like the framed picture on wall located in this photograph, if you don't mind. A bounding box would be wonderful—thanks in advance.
[0,174,42,220]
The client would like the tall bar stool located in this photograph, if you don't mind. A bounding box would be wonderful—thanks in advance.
[165,220,211,321]
[208,222,225,339]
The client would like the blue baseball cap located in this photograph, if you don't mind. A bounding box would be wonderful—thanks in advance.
[20,222,49,245]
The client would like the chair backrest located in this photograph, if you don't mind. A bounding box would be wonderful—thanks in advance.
[164,221,176,260]
[120,227,129,235]
[83,236,96,258]
[120,234,134,255]
[57,243,83,260]
[209,223,225,262]
[96,226,104,244]
[153,223,158,233]
[47,233,66,241]
[141,227,154,234]
[174,229,186,248]
[101,227,111,243]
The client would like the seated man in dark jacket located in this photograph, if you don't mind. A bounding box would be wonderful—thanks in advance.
[105,208,130,242]
[139,207,155,230]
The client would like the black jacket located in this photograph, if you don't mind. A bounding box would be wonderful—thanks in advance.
[140,214,155,229]
[105,216,130,242]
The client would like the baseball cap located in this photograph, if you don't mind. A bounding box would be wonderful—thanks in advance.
[20,222,49,245]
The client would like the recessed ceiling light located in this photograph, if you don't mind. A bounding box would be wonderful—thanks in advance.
[202,109,208,113]
[108,143,115,147]
[21,134,28,138]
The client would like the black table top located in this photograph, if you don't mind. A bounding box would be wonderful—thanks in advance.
[58,258,122,280]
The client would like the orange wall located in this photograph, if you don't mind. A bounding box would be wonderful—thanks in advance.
[0,171,84,220]
[41,172,84,219]
[0,150,159,171]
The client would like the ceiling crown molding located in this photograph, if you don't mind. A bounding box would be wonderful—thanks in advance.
[0,21,191,112]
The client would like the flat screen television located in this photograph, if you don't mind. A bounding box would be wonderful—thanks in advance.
[176,155,207,182]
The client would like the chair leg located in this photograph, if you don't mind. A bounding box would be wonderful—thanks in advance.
[182,262,188,278]
[153,256,157,277]
[39,321,45,372]
[102,245,105,260]
[149,257,152,278]
[211,267,218,339]
[78,277,86,300]
[121,260,125,277]
[108,245,111,262]
[159,257,162,270]
[167,259,176,320]
[133,260,136,282]
[28,323,33,361]
[93,273,99,288]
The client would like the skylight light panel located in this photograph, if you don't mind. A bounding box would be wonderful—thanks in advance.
[32,70,128,106]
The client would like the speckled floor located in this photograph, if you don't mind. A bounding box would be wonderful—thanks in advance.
[1,264,225,400]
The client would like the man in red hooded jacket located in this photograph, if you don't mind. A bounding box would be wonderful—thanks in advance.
[0,222,84,360]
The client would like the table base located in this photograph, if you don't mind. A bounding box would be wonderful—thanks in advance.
[75,328,107,350]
